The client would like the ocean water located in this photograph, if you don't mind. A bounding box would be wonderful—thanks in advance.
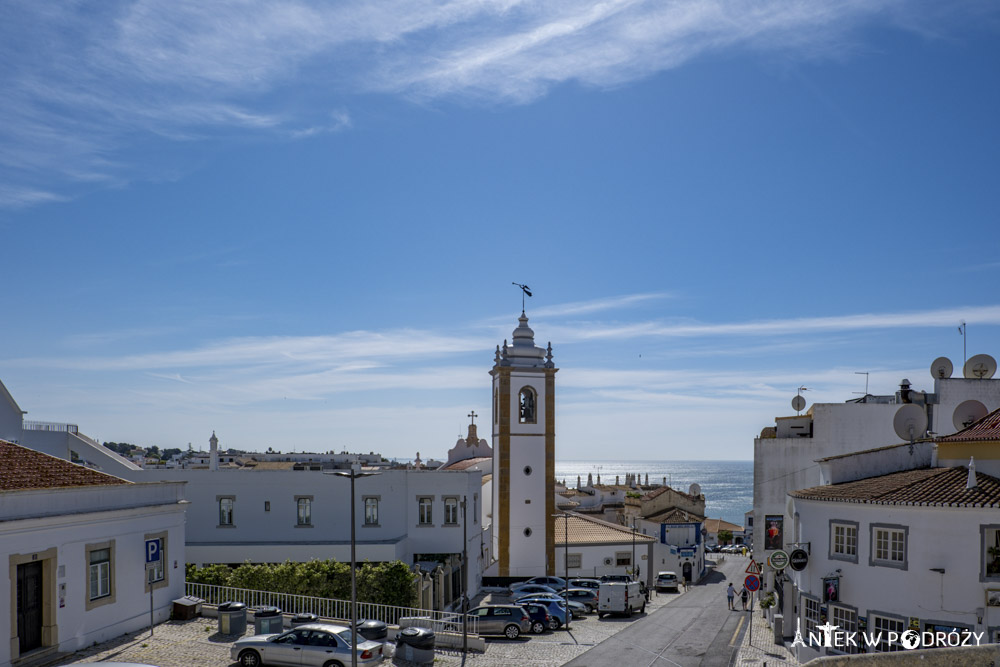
[555,460,752,527]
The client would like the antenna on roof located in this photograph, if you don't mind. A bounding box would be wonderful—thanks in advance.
[958,321,967,368]
[853,371,870,397]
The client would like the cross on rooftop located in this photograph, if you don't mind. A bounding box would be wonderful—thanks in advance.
[468,410,477,425]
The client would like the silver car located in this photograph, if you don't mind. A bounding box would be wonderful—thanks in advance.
[231,623,384,667]
[456,604,531,639]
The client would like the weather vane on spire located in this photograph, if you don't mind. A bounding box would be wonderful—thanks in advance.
[512,282,532,312]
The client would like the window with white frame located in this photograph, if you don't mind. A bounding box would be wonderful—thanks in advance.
[870,614,905,652]
[218,496,234,526]
[830,521,858,562]
[567,553,582,569]
[444,497,459,525]
[89,547,111,600]
[364,497,379,525]
[830,606,859,654]
[615,551,631,567]
[418,497,433,525]
[296,497,312,526]
[871,525,907,568]
[802,596,820,636]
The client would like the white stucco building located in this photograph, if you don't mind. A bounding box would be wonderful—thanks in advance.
[753,366,1000,564]
[768,408,1000,660]
[553,513,655,586]
[2,440,186,667]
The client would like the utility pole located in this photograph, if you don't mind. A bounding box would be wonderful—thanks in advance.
[461,497,468,653]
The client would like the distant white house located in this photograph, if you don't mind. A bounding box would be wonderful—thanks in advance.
[1,440,186,667]
[553,513,655,588]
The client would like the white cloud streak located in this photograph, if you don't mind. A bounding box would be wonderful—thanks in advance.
[2,0,968,206]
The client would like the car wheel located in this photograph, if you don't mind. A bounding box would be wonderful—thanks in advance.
[598,612,604,619]
[548,617,561,630]
[585,604,594,614]
[238,649,261,667]
[504,624,521,640]
[532,621,545,634]
[323,662,345,667]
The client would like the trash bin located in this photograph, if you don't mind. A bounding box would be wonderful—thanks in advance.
[218,601,247,635]
[290,613,319,628]
[172,595,204,620]
[253,606,283,634]
[395,626,435,665]
[355,619,388,641]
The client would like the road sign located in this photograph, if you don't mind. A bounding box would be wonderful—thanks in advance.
[145,539,161,564]
[768,550,789,570]
[789,548,809,571]
[744,574,761,592]
[745,560,762,575]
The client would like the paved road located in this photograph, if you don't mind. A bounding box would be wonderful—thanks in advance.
[564,557,752,667]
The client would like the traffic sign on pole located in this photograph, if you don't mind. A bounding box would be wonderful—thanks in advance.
[744,574,761,592]
[745,560,762,575]
[145,539,161,563]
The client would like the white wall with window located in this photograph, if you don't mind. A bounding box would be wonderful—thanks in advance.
[785,491,1000,662]
[1,471,186,667]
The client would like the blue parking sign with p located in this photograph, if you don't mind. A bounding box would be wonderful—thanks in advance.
[145,539,161,563]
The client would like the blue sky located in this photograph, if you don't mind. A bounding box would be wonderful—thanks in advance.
[1,1,998,460]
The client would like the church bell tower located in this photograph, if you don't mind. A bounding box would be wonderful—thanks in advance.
[491,311,557,576]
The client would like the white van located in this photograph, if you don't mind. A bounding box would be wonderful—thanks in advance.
[597,581,645,618]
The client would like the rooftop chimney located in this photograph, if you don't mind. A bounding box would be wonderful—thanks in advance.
[967,457,978,491]
[209,431,219,471]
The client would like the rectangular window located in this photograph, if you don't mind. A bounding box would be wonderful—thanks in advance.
[982,525,1000,581]
[444,497,459,525]
[218,496,234,526]
[615,551,631,567]
[802,596,820,636]
[830,606,858,654]
[296,497,312,526]
[418,497,433,525]
[870,524,907,569]
[364,497,379,526]
[567,553,582,569]
[89,548,111,600]
[871,614,905,652]
[831,522,857,559]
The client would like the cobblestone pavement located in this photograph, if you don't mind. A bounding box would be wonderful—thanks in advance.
[57,588,682,667]
[731,606,800,667]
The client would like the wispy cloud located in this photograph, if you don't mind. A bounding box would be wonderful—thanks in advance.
[2,0,973,207]
[532,292,670,318]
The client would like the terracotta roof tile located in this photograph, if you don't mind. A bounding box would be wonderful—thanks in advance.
[555,512,655,546]
[703,518,743,533]
[790,466,1000,507]
[641,485,699,502]
[0,440,131,491]
[938,407,1000,443]
[644,507,705,523]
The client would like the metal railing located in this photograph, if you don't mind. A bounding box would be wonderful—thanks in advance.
[22,420,78,433]
[184,582,478,635]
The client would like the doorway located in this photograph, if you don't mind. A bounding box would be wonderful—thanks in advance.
[17,561,43,654]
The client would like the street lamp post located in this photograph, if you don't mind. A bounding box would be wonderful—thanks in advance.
[461,496,468,654]
[631,520,636,581]
[328,465,380,667]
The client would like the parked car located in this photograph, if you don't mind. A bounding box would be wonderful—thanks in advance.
[597,581,645,618]
[453,605,531,639]
[521,603,552,634]
[599,574,634,583]
[515,598,569,629]
[560,587,599,613]
[518,594,586,619]
[655,571,680,593]
[511,584,559,600]
[231,623,384,667]
[568,578,601,591]
[509,576,566,593]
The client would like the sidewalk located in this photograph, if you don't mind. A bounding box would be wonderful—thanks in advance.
[732,608,799,667]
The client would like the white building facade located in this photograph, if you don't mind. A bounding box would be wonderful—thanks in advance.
[2,441,186,667]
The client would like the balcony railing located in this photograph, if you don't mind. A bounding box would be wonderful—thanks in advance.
[184,582,478,635]
[22,420,78,433]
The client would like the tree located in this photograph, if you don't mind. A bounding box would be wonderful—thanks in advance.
[718,529,733,546]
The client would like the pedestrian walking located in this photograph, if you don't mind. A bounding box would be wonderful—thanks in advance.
[740,586,749,611]
[726,582,735,610]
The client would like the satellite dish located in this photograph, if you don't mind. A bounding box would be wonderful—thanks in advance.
[689,483,701,497]
[791,395,806,412]
[953,399,988,431]
[964,354,998,379]
[893,404,927,441]
[930,357,953,380]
